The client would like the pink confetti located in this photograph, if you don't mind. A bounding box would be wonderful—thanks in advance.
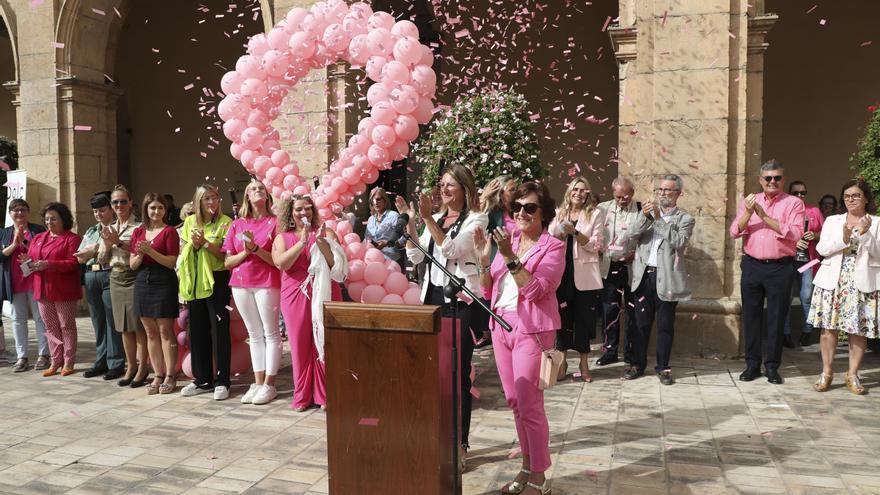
[860,41,873,47]
[91,8,105,15]
[797,259,819,273]
[358,417,379,426]
[51,42,64,49]
[28,0,43,6]
[601,16,611,32]
[184,84,195,91]
[225,305,234,312]
[69,409,80,417]
[508,447,522,459]
[469,386,480,399]
[73,125,92,131]
[454,29,470,39]
[819,19,826,25]
[692,314,698,320]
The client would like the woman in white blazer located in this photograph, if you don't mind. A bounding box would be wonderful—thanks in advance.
[547,176,605,382]
[398,163,488,470]
[808,179,880,395]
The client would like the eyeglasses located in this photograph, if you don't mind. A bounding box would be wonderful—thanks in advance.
[791,191,807,197]
[844,194,864,202]
[111,199,129,206]
[654,188,680,194]
[10,208,28,214]
[511,202,540,215]
[762,175,783,183]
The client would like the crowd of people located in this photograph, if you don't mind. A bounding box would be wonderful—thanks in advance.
[0,159,875,494]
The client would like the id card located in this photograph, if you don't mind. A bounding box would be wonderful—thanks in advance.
[20,259,35,277]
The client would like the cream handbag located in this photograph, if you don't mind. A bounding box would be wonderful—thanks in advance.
[536,335,564,390]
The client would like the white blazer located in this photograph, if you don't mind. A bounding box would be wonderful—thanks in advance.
[812,213,880,293]
[407,211,489,303]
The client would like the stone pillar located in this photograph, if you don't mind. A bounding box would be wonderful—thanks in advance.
[610,0,776,358]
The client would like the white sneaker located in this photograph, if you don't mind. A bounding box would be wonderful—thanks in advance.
[252,385,277,405]
[180,383,211,397]
[241,384,260,404]
[213,385,229,401]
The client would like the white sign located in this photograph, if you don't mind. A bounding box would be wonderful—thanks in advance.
[4,169,26,228]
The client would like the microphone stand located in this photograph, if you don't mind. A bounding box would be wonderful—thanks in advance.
[402,232,511,495]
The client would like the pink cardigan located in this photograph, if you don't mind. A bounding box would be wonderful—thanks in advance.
[483,230,565,334]
[548,207,605,291]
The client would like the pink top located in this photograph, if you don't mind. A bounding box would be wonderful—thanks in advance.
[223,216,281,289]
[729,192,805,260]
[278,230,315,299]
[804,204,824,273]
[130,225,180,265]
[10,231,34,293]
[27,230,82,302]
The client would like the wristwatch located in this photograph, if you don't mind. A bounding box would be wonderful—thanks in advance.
[506,258,521,272]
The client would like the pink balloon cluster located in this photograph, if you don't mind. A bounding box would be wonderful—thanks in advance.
[219,0,437,222]
[331,219,422,305]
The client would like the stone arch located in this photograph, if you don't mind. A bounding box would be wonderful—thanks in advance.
[0,0,18,82]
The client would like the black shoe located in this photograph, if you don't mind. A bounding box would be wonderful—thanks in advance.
[783,334,795,349]
[82,367,108,378]
[658,370,675,386]
[739,367,761,381]
[799,332,813,347]
[130,377,150,388]
[623,367,644,380]
[596,353,619,366]
[103,367,125,380]
[118,376,133,387]
[766,369,784,384]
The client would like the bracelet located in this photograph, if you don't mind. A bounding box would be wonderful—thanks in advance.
[249,244,259,253]
[477,265,491,275]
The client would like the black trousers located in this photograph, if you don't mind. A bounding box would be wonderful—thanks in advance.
[601,261,636,361]
[633,269,678,373]
[188,270,232,388]
[426,285,476,449]
[557,289,600,354]
[741,255,794,372]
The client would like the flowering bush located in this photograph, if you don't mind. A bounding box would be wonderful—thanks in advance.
[413,90,543,190]
[853,104,880,192]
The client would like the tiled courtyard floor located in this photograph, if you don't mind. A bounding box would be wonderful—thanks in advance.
[1,316,879,494]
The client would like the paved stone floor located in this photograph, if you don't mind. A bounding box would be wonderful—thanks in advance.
[1,316,879,494]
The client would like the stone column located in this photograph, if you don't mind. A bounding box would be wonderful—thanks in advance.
[610,0,776,358]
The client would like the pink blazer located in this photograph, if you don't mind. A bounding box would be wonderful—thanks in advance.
[548,207,605,291]
[483,230,565,334]
[27,230,83,302]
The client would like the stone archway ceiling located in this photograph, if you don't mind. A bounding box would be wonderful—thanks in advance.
[0,0,17,81]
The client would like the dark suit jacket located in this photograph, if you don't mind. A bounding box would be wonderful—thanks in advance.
[0,223,47,302]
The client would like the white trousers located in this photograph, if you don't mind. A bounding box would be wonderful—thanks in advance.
[232,287,281,376]
[10,291,48,359]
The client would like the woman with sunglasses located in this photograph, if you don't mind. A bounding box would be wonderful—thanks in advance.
[397,163,488,471]
[808,178,880,395]
[99,184,149,387]
[474,181,564,495]
[548,176,604,383]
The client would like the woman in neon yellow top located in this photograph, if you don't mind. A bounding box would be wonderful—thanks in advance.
[178,184,234,400]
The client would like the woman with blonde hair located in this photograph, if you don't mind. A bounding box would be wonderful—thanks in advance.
[364,187,404,266]
[549,176,605,382]
[178,184,234,400]
[223,180,281,405]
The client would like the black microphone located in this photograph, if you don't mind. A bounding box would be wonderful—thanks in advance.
[388,213,409,244]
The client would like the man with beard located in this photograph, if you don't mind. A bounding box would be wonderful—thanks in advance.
[625,175,695,385]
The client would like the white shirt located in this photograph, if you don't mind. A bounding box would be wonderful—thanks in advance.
[647,207,676,267]
[494,246,534,311]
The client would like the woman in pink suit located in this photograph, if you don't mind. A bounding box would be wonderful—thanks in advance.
[25,202,83,377]
[272,195,340,411]
[548,176,605,382]
[475,182,564,495]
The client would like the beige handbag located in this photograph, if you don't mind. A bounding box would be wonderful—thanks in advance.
[536,335,564,390]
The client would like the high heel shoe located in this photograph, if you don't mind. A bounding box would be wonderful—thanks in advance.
[556,361,568,382]
[579,362,592,383]
[812,372,833,392]
[501,469,531,494]
[147,376,165,395]
[159,377,177,395]
[525,479,551,494]
[845,373,865,395]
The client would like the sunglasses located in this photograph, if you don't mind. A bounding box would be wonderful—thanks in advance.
[762,175,783,183]
[111,199,129,206]
[791,191,807,197]
[511,202,540,215]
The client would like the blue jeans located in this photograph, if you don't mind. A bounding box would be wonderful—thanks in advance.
[783,265,814,336]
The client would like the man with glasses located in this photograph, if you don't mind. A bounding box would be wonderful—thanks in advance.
[730,160,805,384]
[784,181,824,348]
[625,174,695,385]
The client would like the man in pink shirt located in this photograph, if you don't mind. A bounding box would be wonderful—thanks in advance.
[784,181,824,348]
[729,160,805,384]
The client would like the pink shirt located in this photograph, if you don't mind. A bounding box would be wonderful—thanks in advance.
[804,204,824,272]
[730,192,805,260]
[222,216,281,289]
[10,231,34,293]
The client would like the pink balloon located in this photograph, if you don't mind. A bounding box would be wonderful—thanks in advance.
[176,331,188,348]
[283,175,298,190]
[380,293,404,305]
[349,2,373,19]
[384,271,409,296]
[338,221,354,237]
[411,64,437,96]
[381,60,411,85]
[412,96,435,125]
[367,144,390,166]
[348,259,366,281]
[371,125,396,148]
[393,114,419,141]
[223,119,246,141]
[253,156,273,176]
[361,284,387,304]
[342,165,362,185]
[230,143,245,160]
[261,50,290,78]
[343,232,360,245]
[367,83,391,106]
[393,37,422,66]
[246,109,269,129]
[240,149,259,170]
[368,11,395,30]
[239,127,265,150]
[385,260,402,273]
[240,78,268,102]
[293,185,310,195]
[221,71,245,94]
[348,34,371,65]
[248,33,269,57]
[388,139,410,161]
[338,192,355,207]
[236,55,263,79]
[218,94,250,121]
[390,85,419,115]
[357,117,377,138]
[345,241,366,260]
[267,27,291,50]
[363,167,380,184]
[182,351,193,379]
[365,56,387,82]
[350,182,367,195]
[418,45,434,66]
[364,248,385,263]
[370,101,397,125]
[391,20,419,39]
[347,280,366,301]
[266,167,284,185]
[347,134,371,155]
[286,7,310,31]
[363,262,389,286]
[367,28,394,57]
[289,31,317,59]
[403,287,422,305]
[322,23,348,52]
[342,14,368,38]
[271,149,290,167]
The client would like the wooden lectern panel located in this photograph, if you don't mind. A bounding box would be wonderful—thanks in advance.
[324,302,454,495]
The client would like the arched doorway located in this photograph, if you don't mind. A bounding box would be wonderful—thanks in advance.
[0,14,16,141]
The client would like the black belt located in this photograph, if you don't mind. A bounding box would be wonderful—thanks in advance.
[744,254,794,265]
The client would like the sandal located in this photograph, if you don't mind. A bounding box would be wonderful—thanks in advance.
[845,373,865,395]
[147,376,165,395]
[524,479,551,494]
[579,362,593,383]
[812,372,833,392]
[501,469,532,494]
[159,377,177,395]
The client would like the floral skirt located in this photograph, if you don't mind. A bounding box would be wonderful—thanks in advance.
[807,253,880,338]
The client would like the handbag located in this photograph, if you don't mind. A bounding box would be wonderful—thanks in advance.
[535,335,564,390]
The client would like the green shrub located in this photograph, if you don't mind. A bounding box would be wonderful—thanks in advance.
[852,105,880,191]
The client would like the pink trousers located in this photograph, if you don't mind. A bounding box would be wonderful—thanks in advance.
[38,300,78,368]
[281,293,325,409]
[492,311,555,472]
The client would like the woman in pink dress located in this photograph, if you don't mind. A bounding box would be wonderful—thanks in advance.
[272,195,340,412]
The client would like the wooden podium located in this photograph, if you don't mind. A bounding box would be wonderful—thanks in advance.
[323,302,457,495]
